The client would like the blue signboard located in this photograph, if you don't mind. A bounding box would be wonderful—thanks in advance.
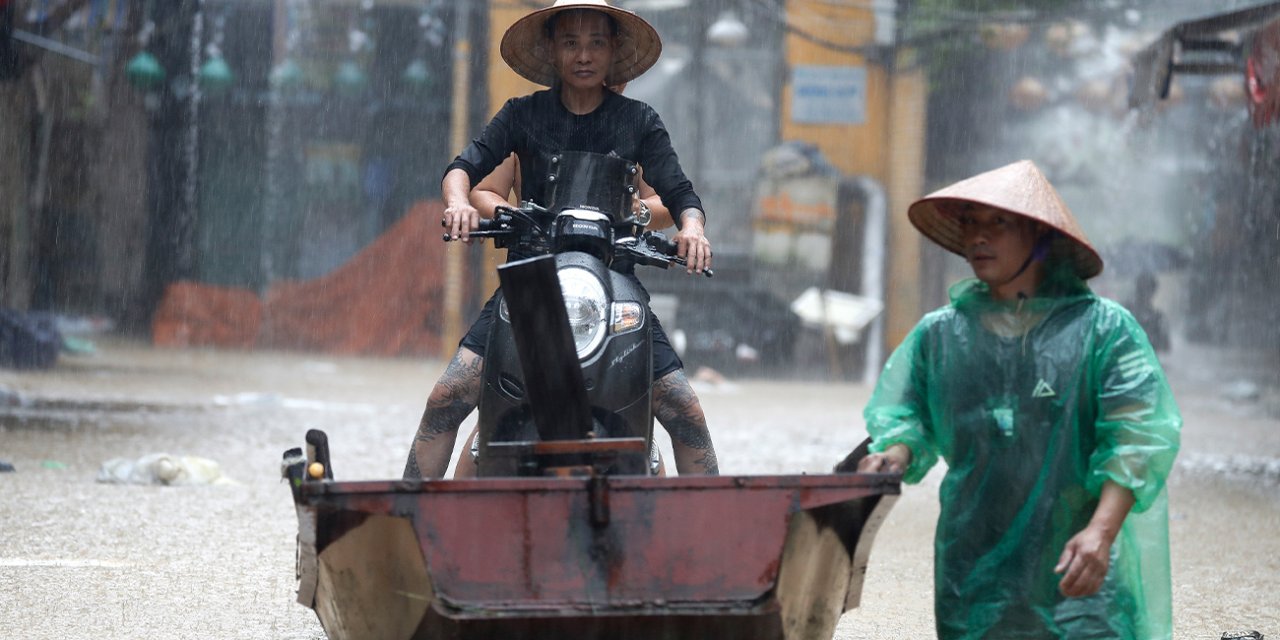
[791,65,867,125]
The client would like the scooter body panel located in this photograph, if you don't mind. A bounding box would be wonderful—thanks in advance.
[477,250,654,476]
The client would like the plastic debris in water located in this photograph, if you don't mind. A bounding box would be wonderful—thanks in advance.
[97,453,235,486]
[1221,632,1263,640]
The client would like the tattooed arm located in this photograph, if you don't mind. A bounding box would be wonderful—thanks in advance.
[652,369,719,475]
[402,348,484,479]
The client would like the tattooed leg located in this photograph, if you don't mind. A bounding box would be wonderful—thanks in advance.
[652,369,719,475]
[451,425,480,479]
[402,348,484,479]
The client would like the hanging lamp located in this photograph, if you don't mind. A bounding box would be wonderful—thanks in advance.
[125,11,165,91]
[270,57,304,89]
[334,59,366,95]
[401,58,430,89]
[126,49,165,89]
[199,13,234,95]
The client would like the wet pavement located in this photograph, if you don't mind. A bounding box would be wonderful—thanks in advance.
[1,337,1277,639]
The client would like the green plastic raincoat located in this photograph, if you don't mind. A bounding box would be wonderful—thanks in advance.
[865,272,1181,639]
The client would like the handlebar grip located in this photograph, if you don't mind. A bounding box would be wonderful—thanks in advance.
[443,231,493,242]
[671,255,715,278]
[649,236,678,256]
[642,233,714,277]
[443,224,506,242]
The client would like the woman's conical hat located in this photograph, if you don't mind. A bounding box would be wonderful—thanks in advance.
[907,159,1104,279]
[501,0,662,87]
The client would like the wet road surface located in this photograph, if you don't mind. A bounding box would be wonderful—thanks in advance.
[2,337,1277,639]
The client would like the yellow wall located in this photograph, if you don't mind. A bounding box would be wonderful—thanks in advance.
[473,5,543,298]
[780,0,887,181]
[782,0,928,349]
[488,6,542,117]
[884,51,928,348]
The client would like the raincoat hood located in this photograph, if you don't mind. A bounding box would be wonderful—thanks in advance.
[501,0,662,87]
[948,261,1092,310]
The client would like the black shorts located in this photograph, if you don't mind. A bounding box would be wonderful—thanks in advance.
[459,289,684,382]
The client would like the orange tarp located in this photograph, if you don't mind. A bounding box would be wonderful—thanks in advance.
[152,282,262,349]
[152,201,450,357]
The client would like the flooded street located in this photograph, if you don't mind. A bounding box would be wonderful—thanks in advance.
[2,337,1278,639]
[1,0,1276,636]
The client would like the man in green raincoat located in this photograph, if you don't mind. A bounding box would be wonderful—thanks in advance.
[857,160,1181,639]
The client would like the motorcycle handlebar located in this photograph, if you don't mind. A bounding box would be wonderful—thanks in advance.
[644,233,714,278]
[440,216,507,242]
[441,229,505,242]
[439,215,712,278]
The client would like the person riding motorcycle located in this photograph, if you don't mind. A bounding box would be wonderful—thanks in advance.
[404,0,719,479]
[455,147,674,478]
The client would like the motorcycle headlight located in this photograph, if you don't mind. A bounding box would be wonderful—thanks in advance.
[558,267,608,359]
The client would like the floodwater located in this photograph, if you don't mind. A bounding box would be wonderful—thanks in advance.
[1,337,1277,639]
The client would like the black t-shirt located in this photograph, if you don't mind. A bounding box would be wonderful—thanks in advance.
[446,85,703,218]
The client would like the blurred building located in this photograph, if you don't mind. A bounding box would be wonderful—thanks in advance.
[482,0,928,378]
[0,0,930,378]
[906,0,1279,362]
[0,0,481,336]
[1128,2,1280,355]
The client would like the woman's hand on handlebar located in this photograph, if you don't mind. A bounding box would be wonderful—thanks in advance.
[441,168,481,243]
[443,200,481,243]
[675,209,712,275]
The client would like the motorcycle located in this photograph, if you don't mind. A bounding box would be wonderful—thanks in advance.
[446,150,709,477]
[280,153,901,637]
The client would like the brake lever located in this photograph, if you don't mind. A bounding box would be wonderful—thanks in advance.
[442,229,506,242]
[640,232,713,277]
[675,259,714,278]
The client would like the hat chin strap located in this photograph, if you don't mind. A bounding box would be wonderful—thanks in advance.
[995,232,1056,291]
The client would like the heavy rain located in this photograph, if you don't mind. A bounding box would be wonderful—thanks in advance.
[1,0,1278,638]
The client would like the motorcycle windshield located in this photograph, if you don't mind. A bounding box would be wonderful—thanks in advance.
[547,151,637,222]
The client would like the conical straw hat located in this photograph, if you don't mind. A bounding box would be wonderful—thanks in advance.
[907,159,1104,279]
[501,0,662,87]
